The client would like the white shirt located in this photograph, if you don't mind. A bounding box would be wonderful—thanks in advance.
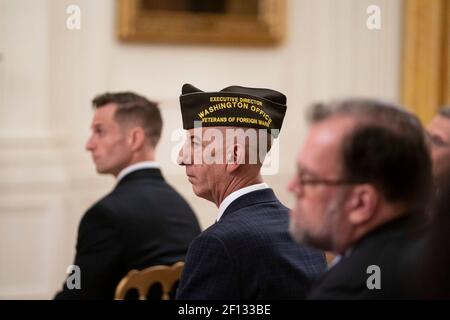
[217,183,269,222]
[328,249,353,270]
[328,255,342,270]
[116,161,160,183]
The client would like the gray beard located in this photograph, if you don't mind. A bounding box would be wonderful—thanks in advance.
[289,218,330,250]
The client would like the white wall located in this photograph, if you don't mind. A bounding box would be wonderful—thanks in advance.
[0,0,403,299]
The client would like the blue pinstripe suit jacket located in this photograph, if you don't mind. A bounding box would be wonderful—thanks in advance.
[176,188,327,300]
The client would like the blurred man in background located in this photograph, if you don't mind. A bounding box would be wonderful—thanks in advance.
[426,107,450,186]
[55,92,200,299]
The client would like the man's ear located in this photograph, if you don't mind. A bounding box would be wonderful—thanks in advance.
[347,184,378,225]
[226,144,245,173]
[128,127,146,151]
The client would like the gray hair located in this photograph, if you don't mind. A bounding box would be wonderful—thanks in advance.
[307,98,421,135]
[438,106,450,119]
[306,97,432,208]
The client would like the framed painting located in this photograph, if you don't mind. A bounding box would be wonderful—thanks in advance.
[118,0,286,46]
[402,0,450,123]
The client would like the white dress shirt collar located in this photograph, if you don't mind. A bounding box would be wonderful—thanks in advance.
[217,183,269,222]
[116,161,160,183]
[328,248,353,270]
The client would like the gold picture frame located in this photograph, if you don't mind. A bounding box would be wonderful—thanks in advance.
[402,0,450,123]
[117,0,286,46]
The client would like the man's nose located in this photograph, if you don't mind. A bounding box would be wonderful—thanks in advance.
[288,176,303,197]
[177,147,186,166]
[178,143,195,166]
[85,136,95,151]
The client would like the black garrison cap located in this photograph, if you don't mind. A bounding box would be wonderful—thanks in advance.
[179,84,287,138]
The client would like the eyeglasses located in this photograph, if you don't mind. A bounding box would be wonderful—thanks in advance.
[296,166,360,187]
[427,132,450,149]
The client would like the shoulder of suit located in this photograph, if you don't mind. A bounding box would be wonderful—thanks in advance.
[113,176,177,201]
[219,202,290,229]
[82,195,122,224]
[201,215,273,248]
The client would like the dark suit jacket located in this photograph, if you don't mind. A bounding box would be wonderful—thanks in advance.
[55,168,201,299]
[308,212,428,300]
[176,188,327,300]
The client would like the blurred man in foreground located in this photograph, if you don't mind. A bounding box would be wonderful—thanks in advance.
[289,99,432,299]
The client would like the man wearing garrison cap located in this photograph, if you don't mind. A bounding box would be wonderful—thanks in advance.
[176,84,326,300]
